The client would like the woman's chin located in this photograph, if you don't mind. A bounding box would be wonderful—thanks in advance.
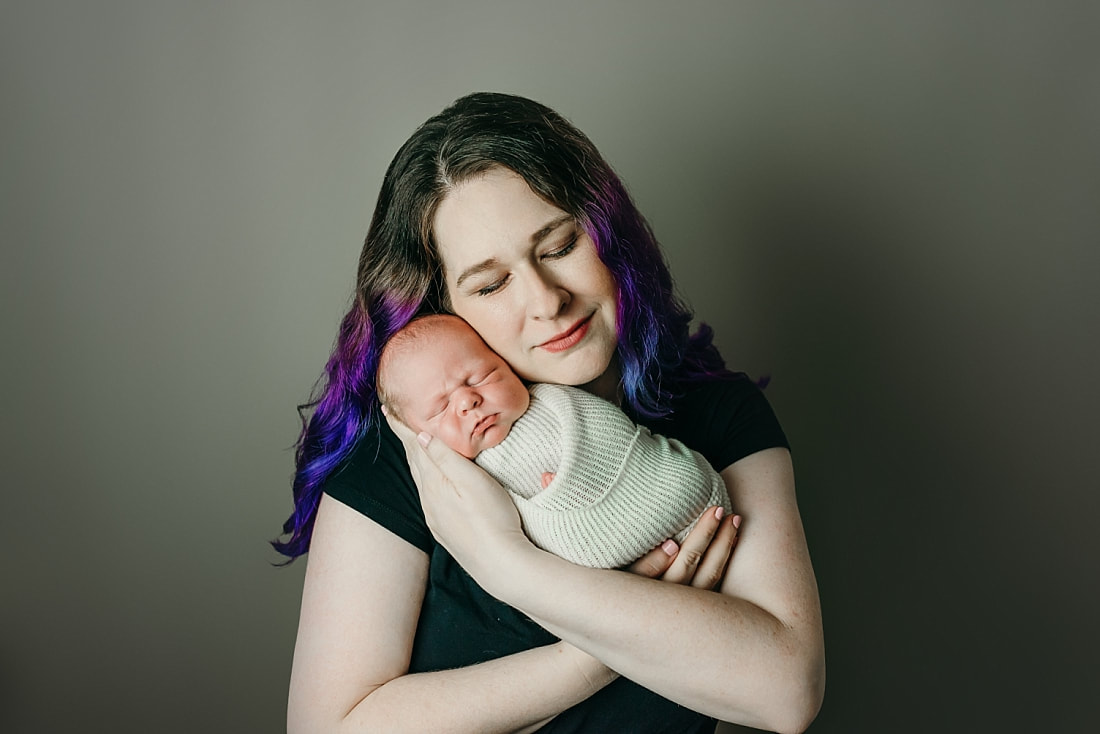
[533,347,616,386]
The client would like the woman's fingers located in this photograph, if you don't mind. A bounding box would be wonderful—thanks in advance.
[383,411,428,484]
[624,539,679,578]
[383,408,418,450]
[660,506,735,587]
[416,430,503,494]
[689,512,740,590]
[384,409,476,487]
[625,507,742,588]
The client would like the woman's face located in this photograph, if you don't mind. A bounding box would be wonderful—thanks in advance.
[433,168,619,397]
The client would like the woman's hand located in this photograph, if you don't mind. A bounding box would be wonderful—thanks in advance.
[384,409,530,580]
[626,506,741,589]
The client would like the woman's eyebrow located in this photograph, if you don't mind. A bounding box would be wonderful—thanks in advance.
[530,214,574,245]
[453,214,575,289]
[455,258,500,290]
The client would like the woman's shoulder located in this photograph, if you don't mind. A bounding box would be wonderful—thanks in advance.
[323,418,432,553]
[642,373,790,472]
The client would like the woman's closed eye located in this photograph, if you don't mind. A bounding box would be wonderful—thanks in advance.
[542,234,578,260]
[475,274,510,297]
[473,234,578,296]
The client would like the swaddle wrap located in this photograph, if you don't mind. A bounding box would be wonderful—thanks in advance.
[475,383,731,568]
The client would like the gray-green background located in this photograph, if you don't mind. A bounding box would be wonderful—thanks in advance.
[3,2,1097,732]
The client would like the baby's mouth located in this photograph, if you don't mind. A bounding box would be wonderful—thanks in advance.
[473,414,497,436]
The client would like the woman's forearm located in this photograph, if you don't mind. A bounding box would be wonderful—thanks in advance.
[492,546,821,732]
[389,426,824,731]
[473,450,825,733]
[329,641,617,734]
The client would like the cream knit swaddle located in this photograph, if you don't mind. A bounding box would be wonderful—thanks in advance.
[475,383,731,568]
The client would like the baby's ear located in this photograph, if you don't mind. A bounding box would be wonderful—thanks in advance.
[380,404,389,418]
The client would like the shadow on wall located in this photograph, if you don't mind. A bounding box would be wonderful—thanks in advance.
[713,106,1097,729]
[715,155,929,733]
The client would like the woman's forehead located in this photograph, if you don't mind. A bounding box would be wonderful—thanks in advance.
[434,169,569,273]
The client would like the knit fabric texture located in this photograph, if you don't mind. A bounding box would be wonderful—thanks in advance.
[475,383,731,568]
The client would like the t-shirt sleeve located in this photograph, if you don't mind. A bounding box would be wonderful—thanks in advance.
[705,374,790,471]
[647,374,790,473]
[322,418,434,554]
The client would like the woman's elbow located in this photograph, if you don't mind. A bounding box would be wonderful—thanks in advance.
[288,706,351,734]
[286,707,314,734]
[771,653,825,734]
[287,701,333,734]
[287,689,355,734]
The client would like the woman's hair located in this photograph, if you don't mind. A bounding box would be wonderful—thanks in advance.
[273,92,729,561]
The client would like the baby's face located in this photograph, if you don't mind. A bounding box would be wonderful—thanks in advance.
[385,322,530,458]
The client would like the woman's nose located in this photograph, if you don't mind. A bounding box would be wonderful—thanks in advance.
[527,270,570,320]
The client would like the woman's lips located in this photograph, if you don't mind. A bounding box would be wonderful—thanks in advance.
[539,315,592,353]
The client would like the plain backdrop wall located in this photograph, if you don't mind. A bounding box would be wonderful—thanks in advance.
[3,2,1097,732]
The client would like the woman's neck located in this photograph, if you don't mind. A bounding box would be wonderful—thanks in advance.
[578,360,623,406]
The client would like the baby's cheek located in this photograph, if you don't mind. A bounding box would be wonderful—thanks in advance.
[442,426,471,457]
[477,425,511,454]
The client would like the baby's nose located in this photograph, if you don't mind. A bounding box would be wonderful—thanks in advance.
[457,388,481,413]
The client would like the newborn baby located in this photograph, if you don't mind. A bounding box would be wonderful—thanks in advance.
[377,314,732,568]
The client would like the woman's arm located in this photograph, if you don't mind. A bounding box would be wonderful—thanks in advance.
[286,493,619,734]
[514,449,824,733]
[403,430,825,734]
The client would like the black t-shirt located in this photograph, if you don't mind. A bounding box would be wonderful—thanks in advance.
[325,374,789,733]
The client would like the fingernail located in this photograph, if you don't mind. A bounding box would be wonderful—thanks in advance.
[714,506,724,521]
[661,539,679,556]
[417,432,431,448]
[732,514,742,529]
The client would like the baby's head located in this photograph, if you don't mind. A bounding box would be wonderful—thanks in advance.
[378,315,530,458]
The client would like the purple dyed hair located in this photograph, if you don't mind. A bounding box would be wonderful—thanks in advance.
[273,92,730,561]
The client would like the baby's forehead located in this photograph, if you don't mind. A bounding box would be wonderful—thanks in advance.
[393,318,486,359]
[380,318,488,386]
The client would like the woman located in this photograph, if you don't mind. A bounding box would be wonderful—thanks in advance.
[276,92,824,733]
